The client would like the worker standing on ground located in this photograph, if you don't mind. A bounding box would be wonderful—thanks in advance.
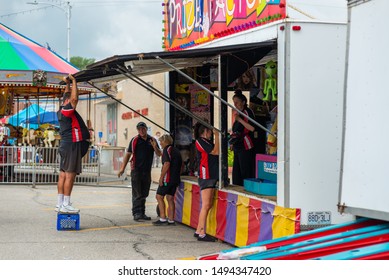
[153,134,182,226]
[118,122,161,221]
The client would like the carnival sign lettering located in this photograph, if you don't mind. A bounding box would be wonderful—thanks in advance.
[164,0,285,50]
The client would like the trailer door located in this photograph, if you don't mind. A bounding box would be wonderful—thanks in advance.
[339,0,389,221]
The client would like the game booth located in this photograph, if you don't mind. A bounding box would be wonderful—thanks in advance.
[72,0,352,247]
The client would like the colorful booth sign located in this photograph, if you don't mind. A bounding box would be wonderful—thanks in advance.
[163,0,286,51]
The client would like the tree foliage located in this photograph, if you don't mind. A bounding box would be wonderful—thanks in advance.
[70,56,96,70]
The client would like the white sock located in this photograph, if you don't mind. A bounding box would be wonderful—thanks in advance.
[168,219,174,223]
[159,218,167,222]
[63,196,70,206]
[57,194,64,206]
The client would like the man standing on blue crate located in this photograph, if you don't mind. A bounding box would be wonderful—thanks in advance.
[118,122,161,221]
[56,74,90,213]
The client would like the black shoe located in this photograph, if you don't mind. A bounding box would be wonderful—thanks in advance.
[133,214,142,221]
[194,232,199,238]
[152,219,168,226]
[197,234,216,242]
[167,221,176,226]
[140,214,151,220]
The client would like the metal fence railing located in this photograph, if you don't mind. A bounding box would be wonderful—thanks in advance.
[0,145,126,187]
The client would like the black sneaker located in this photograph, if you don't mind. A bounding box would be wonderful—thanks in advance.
[152,219,168,226]
[194,232,199,238]
[140,214,151,221]
[198,234,216,242]
[167,221,176,226]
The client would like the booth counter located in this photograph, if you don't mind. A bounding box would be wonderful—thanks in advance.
[174,177,300,247]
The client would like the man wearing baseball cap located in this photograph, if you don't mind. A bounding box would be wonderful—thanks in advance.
[118,122,161,221]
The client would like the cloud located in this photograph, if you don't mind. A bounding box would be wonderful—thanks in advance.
[1,0,163,61]
[86,5,163,60]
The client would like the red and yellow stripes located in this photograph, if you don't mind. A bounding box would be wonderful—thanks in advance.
[174,180,300,247]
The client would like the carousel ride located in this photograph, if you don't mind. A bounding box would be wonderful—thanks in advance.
[0,22,93,147]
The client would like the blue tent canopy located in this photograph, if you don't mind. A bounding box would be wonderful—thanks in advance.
[8,104,58,129]
[8,104,45,127]
[23,111,58,126]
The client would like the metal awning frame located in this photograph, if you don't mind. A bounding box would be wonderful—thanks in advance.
[115,65,221,134]
[155,56,276,137]
[86,81,169,134]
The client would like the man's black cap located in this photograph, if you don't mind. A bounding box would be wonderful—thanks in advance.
[136,122,147,128]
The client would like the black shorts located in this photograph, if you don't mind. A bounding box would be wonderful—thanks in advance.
[59,140,90,174]
[156,183,178,196]
[198,178,218,190]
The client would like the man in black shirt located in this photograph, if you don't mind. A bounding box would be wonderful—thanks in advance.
[118,122,161,221]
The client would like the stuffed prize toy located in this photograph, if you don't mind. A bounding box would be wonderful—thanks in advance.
[263,60,277,102]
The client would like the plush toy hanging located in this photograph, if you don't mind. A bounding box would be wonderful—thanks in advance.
[263,60,277,101]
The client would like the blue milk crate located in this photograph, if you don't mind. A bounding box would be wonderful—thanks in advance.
[244,178,277,196]
[57,213,80,231]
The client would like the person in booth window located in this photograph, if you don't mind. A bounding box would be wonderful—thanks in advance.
[230,89,256,186]
[152,134,182,226]
[118,122,161,221]
[56,74,90,213]
[193,122,219,242]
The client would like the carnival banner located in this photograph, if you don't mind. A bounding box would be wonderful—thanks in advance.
[163,0,286,50]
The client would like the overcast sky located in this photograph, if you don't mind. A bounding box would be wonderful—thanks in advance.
[0,0,163,61]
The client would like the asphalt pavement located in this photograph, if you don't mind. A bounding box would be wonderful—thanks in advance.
[0,183,233,260]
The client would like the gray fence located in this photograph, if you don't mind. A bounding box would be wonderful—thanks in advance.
[0,145,126,187]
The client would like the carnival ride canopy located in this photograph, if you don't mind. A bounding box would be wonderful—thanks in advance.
[0,23,77,72]
[0,22,92,98]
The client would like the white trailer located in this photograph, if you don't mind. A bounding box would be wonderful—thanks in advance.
[196,2,353,226]
[339,0,389,221]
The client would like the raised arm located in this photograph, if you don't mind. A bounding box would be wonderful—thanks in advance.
[68,74,79,109]
[210,130,220,155]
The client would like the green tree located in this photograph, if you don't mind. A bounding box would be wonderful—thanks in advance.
[70,56,96,70]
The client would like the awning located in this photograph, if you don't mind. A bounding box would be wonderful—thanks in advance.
[72,40,277,137]
[73,41,276,83]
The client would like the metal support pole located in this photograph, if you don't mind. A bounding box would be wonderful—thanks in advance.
[86,81,169,134]
[66,2,71,60]
[27,1,72,60]
[219,55,229,187]
[115,65,222,134]
[155,56,276,137]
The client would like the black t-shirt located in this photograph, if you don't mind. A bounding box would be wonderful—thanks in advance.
[57,103,89,142]
[128,135,157,172]
[232,107,255,151]
[161,144,182,185]
[195,137,219,180]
